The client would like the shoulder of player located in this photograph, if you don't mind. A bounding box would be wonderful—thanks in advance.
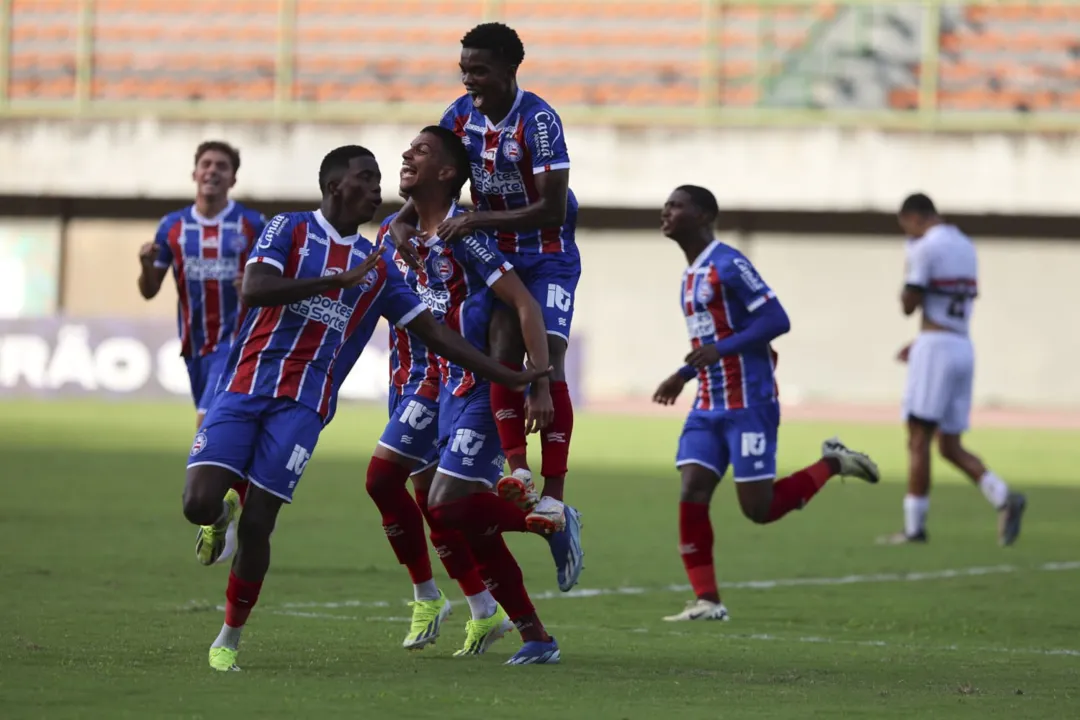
[441,95,474,122]
[454,229,501,262]
[159,206,190,228]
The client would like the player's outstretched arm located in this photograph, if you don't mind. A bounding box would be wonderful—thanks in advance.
[490,268,553,431]
[241,252,381,308]
[437,170,569,241]
[685,300,791,370]
[405,310,551,392]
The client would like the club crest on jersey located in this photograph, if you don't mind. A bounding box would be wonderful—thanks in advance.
[230,234,248,253]
[433,256,454,281]
[502,139,523,163]
[190,432,208,456]
[359,268,379,292]
[696,281,714,305]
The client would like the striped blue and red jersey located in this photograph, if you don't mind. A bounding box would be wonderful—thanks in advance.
[682,240,780,412]
[153,200,266,358]
[222,210,426,424]
[380,205,512,398]
[440,89,578,257]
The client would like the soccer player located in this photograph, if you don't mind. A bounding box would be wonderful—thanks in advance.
[652,186,881,622]
[387,24,582,572]
[885,193,1026,546]
[369,126,576,662]
[181,145,548,672]
[138,141,266,428]
[136,140,265,567]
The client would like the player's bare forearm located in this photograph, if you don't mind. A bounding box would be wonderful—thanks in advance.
[901,286,924,316]
[466,202,563,233]
[516,300,550,380]
[241,264,341,307]
[407,312,522,388]
[138,266,167,300]
[491,271,549,375]
[389,198,420,242]
[469,169,568,232]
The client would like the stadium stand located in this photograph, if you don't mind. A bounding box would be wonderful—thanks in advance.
[6,1,1080,112]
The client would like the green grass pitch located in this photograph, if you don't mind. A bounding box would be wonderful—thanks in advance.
[1,400,1079,718]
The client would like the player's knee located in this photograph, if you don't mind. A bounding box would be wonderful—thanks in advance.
[738,500,771,525]
[236,505,276,544]
[907,427,933,454]
[679,474,714,504]
[364,459,404,500]
[937,434,962,462]
[182,481,223,526]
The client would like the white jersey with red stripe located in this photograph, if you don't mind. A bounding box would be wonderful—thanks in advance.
[904,224,978,336]
[440,88,578,257]
[222,209,425,424]
[682,239,780,412]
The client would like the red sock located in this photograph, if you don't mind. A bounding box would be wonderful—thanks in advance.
[231,481,248,505]
[224,571,263,628]
[427,495,547,640]
[365,456,432,584]
[491,362,529,470]
[539,381,573,499]
[766,459,837,523]
[428,491,529,535]
[415,488,487,597]
[679,502,719,603]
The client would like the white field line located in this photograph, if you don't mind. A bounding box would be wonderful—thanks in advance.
[254,615,1080,659]
[265,560,1080,611]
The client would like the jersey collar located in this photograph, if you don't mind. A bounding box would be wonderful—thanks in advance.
[313,209,361,246]
[688,238,721,271]
[191,199,235,226]
[420,202,460,248]
[485,88,524,132]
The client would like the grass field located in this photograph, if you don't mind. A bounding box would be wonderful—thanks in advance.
[2,400,1079,719]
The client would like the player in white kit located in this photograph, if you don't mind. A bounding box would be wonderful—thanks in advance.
[884,193,1026,546]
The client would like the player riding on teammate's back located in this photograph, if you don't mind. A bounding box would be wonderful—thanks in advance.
[387,26,583,583]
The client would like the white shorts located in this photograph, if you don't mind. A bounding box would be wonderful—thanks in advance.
[903,331,974,435]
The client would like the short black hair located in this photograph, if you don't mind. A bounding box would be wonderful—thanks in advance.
[461,22,525,67]
[420,125,471,199]
[195,141,240,173]
[675,185,719,223]
[318,145,375,193]
[900,193,937,216]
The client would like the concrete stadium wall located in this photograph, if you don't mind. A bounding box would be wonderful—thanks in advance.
[47,218,1080,409]
[4,118,1080,214]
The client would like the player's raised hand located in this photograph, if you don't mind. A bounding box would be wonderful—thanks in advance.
[138,242,158,267]
[896,343,912,363]
[684,344,721,370]
[387,222,427,272]
[524,379,554,434]
[335,251,383,289]
[436,213,473,242]
[652,373,687,406]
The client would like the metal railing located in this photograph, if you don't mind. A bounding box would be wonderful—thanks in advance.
[2,0,1079,131]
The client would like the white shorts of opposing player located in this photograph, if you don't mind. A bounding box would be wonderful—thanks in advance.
[903,330,974,434]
